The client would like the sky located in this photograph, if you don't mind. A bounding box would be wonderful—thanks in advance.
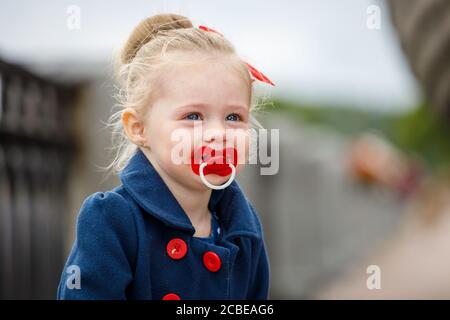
[0,0,421,112]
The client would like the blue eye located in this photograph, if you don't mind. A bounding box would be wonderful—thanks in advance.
[185,113,201,120]
[226,113,240,121]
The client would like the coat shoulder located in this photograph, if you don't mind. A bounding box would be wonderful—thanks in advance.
[58,189,138,299]
[76,189,138,237]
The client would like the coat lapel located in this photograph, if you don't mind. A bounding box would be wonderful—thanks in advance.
[119,149,261,240]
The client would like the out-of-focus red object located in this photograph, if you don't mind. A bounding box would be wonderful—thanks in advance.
[348,133,422,198]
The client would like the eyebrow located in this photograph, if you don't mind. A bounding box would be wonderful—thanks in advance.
[176,103,249,113]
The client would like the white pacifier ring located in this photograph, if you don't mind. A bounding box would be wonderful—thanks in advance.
[199,162,236,190]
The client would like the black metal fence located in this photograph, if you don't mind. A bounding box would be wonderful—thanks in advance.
[0,59,78,299]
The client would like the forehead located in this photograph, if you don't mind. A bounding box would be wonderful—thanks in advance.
[157,52,250,106]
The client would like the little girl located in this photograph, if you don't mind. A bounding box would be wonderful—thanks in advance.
[57,13,272,300]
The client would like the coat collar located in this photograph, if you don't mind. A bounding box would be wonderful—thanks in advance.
[119,149,261,240]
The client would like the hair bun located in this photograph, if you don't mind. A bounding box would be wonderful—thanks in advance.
[121,13,193,65]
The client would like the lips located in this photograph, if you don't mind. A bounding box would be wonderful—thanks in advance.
[191,146,238,177]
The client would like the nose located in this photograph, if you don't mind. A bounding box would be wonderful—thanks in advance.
[202,119,227,145]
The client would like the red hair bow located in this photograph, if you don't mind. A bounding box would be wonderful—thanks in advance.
[198,25,275,86]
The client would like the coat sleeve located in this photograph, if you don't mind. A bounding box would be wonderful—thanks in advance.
[247,240,270,299]
[57,191,138,300]
[247,204,271,300]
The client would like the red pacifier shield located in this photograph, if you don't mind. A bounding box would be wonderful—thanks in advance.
[191,146,238,177]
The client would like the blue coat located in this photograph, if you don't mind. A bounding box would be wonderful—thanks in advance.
[57,149,270,300]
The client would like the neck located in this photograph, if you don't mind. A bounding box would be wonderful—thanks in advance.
[142,148,212,226]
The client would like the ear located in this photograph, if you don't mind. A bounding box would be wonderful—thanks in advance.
[121,108,147,146]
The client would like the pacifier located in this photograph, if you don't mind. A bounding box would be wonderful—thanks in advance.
[191,146,237,190]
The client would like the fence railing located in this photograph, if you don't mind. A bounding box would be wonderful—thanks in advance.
[0,59,78,299]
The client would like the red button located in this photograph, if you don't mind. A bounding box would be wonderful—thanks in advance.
[166,238,187,260]
[162,293,181,300]
[203,251,221,272]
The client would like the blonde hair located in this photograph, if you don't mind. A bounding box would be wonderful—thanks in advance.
[102,13,263,176]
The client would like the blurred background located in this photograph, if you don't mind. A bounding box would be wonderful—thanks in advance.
[1,0,450,299]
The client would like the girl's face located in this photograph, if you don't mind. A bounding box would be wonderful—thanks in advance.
[142,55,251,191]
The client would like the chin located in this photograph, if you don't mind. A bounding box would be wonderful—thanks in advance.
[205,173,231,185]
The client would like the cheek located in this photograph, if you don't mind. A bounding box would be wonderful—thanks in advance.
[165,127,196,169]
[238,136,249,165]
[227,131,249,165]
[144,119,183,165]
